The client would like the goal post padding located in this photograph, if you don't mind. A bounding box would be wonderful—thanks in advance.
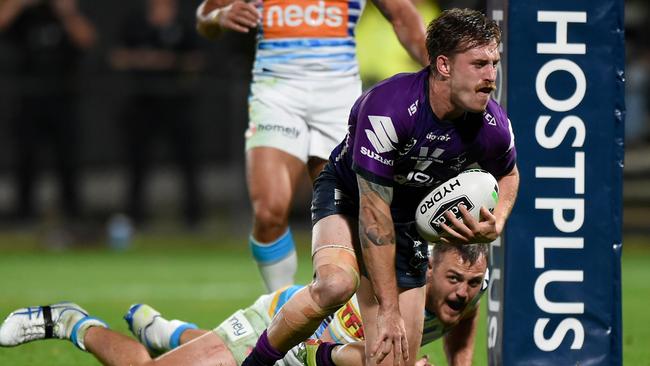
[486,0,624,364]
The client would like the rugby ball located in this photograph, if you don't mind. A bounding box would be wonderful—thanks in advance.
[415,169,499,241]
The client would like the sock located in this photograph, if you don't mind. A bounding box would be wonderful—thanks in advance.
[244,330,285,366]
[70,317,109,351]
[250,228,297,292]
[144,317,198,353]
[168,320,198,349]
[315,342,339,366]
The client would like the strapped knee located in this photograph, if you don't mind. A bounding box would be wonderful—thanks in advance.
[310,262,360,312]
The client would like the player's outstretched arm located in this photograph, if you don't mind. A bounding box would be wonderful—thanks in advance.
[492,164,519,235]
[196,0,260,40]
[442,307,479,366]
[371,0,429,67]
[357,174,409,365]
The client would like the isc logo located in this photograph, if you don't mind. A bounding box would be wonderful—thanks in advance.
[263,0,348,39]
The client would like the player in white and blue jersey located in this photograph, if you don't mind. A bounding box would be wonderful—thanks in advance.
[196,0,428,292]
[0,243,487,366]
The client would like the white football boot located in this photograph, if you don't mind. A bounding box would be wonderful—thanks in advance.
[0,302,107,350]
[124,303,197,356]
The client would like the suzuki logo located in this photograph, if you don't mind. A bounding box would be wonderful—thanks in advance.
[365,115,398,153]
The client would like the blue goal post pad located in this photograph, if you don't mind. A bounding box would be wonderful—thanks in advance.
[486,0,624,364]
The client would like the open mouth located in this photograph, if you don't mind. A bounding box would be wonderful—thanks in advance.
[477,87,493,94]
[446,299,466,312]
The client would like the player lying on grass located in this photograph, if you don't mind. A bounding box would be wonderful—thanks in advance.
[0,243,487,366]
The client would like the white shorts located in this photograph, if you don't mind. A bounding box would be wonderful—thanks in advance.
[245,75,362,162]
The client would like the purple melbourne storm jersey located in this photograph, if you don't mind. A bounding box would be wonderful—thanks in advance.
[329,67,516,223]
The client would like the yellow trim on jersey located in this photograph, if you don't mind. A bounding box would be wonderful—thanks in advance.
[268,285,291,318]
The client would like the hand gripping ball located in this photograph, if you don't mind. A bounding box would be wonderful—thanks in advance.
[415,169,499,241]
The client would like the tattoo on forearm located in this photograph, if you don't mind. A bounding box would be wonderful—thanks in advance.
[357,176,393,203]
[357,176,395,248]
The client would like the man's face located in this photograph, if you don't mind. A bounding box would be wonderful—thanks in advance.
[426,250,487,326]
[447,41,500,113]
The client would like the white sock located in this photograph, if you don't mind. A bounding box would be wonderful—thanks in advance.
[250,228,297,292]
[70,317,108,351]
[258,250,298,292]
[144,317,197,353]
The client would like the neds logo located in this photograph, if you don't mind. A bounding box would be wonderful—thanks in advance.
[264,0,348,38]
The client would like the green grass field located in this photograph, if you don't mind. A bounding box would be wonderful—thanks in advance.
[0,229,648,365]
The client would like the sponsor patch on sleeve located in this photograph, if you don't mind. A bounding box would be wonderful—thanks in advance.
[223,310,255,343]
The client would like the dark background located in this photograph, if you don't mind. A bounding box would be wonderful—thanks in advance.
[0,0,647,237]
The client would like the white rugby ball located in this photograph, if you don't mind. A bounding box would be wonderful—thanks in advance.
[415,169,499,241]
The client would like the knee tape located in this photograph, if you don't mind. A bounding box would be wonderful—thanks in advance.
[277,259,359,331]
[312,246,360,296]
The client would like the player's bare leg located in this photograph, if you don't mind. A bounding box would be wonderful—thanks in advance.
[154,331,237,365]
[267,214,359,349]
[247,147,305,242]
[356,277,426,366]
[85,327,236,366]
[307,156,328,181]
[330,342,365,365]
[179,328,209,344]
[125,304,199,355]
[242,215,360,365]
[247,147,306,291]
[137,325,209,348]
[84,327,152,365]
[0,303,234,366]
[121,304,237,364]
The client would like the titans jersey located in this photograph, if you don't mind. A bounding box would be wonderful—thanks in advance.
[326,269,489,345]
[253,0,366,78]
[263,277,487,363]
[329,67,516,223]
